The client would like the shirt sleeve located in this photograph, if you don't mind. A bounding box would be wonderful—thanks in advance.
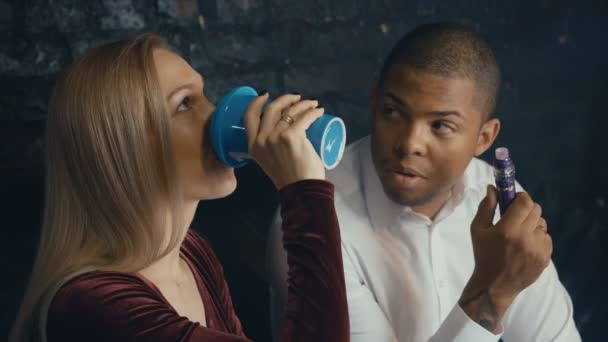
[430,304,503,342]
[276,179,350,342]
[47,272,250,342]
[501,261,581,342]
[431,261,581,342]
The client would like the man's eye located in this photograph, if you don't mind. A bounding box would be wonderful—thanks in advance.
[382,107,399,118]
[432,121,455,133]
[177,96,192,112]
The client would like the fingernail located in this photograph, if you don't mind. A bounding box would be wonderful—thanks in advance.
[258,89,268,96]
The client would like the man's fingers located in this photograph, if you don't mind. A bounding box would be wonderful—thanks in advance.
[499,192,536,229]
[535,217,548,233]
[471,185,498,231]
[521,203,542,233]
[534,230,553,266]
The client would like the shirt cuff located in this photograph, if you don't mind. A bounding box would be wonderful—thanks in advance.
[432,304,503,342]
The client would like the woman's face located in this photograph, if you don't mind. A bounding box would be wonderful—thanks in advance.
[153,48,236,200]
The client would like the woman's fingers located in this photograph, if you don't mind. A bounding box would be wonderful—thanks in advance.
[257,94,301,140]
[287,107,325,134]
[248,94,326,189]
[275,99,319,128]
[243,92,269,147]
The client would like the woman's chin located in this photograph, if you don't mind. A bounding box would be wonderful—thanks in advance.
[215,180,237,199]
[203,174,237,200]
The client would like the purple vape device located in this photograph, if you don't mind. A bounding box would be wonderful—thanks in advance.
[493,147,517,215]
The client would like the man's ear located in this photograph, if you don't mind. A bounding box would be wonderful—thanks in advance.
[369,86,378,115]
[475,118,501,156]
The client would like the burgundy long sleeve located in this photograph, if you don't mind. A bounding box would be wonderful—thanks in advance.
[277,180,349,342]
[47,179,348,341]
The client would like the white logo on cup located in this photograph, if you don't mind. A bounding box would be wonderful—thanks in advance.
[326,138,337,153]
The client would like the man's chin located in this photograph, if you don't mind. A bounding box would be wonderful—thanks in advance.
[384,186,433,207]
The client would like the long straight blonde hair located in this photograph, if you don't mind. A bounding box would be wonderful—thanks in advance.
[10,33,185,342]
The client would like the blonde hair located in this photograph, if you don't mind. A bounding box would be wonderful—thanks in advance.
[10,33,185,341]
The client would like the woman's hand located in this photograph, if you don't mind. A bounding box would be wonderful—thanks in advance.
[243,92,325,189]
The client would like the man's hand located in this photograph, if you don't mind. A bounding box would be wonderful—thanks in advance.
[459,185,553,333]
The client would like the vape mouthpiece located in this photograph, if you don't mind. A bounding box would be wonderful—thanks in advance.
[495,147,510,161]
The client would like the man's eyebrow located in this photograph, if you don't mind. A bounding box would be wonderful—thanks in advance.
[428,110,465,120]
[383,91,410,110]
[384,91,465,121]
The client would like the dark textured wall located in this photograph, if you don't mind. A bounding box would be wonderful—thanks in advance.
[1,0,607,340]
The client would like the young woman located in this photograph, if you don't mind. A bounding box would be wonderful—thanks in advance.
[10,34,348,342]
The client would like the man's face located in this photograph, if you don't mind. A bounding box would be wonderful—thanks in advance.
[370,65,498,207]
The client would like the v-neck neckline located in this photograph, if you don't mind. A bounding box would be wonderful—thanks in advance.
[133,251,209,327]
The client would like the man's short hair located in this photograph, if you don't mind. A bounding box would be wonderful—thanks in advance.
[378,22,500,118]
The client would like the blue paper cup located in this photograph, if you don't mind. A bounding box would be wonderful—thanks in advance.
[210,86,346,169]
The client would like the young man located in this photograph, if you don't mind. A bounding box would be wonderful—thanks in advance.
[267,23,581,341]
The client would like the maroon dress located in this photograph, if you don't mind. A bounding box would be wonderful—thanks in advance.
[47,180,349,341]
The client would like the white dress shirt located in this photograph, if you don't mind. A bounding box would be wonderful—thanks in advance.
[267,135,581,342]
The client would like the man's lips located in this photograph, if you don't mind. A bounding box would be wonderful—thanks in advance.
[387,165,427,179]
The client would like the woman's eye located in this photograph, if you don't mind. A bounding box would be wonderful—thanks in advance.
[177,96,192,112]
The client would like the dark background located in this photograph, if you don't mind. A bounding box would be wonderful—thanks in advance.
[1,0,606,340]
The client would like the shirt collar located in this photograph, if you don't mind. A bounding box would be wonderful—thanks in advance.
[361,139,414,230]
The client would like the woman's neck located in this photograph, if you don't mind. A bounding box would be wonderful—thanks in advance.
[138,200,199,281]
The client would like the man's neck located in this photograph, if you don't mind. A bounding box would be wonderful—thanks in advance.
[411,187,454,220]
